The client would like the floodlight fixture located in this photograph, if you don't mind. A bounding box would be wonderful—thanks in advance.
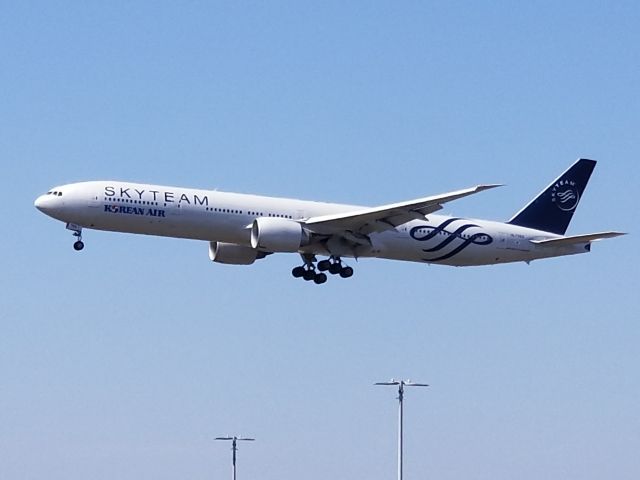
[375,379,428,480]
[215,435,255,480]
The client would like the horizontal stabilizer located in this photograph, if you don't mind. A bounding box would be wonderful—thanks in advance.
[531,231,626,247]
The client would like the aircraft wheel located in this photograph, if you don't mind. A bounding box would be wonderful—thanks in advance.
[317,260,331,271]
[328,263,341,275]
[313,273,327,284]
[73,241,84,251]
[292,266,305,278]
[303,269,316,281]
[339,266,353,278]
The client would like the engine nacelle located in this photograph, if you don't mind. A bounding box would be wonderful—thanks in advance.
[251,217,307,252]
[208,241,260,265]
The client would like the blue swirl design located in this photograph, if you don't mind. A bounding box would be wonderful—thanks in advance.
[556,189,577,204]
[409,218,493,262]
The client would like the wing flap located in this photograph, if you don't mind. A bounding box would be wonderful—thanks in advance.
[531,231,626,247]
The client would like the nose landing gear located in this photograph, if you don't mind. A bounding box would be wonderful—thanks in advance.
[66,223,84,251]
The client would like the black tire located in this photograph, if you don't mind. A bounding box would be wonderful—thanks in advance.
[73,241,84,251]
[313,272,327,284]
[328,263,341,275]
[303,269,316,281]
[339,266,353,278]
[317,260,331,271]
[292,266,305,278]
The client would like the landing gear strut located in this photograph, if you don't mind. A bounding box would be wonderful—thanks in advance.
[292,255,353,284]
[67,223,84,251]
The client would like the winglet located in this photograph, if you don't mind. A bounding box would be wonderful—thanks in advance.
[475,184,504,192]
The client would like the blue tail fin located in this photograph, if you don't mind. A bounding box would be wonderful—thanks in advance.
[507,159,596,235]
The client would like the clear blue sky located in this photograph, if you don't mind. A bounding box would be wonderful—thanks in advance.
[1,2,638,479]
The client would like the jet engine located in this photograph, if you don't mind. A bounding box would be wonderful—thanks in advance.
[208,241,264,265]
[250,217,309,252]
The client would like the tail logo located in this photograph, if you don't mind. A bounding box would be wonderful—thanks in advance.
[551,180,579,211]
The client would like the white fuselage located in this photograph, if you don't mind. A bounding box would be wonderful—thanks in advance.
[35,181,589,266]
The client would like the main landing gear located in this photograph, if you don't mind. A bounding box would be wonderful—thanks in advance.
[291,255,353,284]
[317,257,353,278]
[66,223,84,251]
[292,264,327,284]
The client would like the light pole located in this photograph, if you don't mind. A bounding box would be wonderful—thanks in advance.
[215,435,255,480]
[375,379,428,480]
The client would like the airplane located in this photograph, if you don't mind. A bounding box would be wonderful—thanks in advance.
[34,158,624,284]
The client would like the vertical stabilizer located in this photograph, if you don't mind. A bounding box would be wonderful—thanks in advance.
[507,159,596,235]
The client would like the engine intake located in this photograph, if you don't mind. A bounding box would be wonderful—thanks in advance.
[251,217,307,252]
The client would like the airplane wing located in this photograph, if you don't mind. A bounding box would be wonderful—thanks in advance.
[530,231,626,246]
[303,184,502,236]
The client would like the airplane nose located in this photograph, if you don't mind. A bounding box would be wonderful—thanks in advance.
[34,194,47,211]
